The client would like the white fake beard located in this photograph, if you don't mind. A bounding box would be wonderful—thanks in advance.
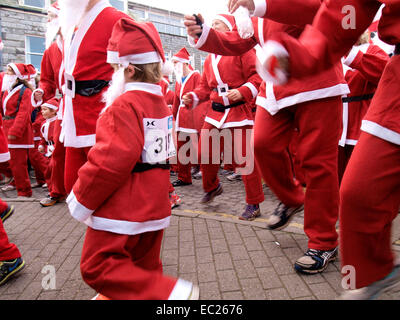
[102,67,126,112]
[173,62,183,81]
[1,74,17,92]
[45,18,60,49]
[58,0,89,37]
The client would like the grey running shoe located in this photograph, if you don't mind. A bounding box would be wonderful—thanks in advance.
[267,202,304,230]
[294,247,338,274]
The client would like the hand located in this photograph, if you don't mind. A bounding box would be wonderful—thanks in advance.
[228,0,255,14]
[34,91,43,102]
[8,135,17,140]
[182,94,193,105]
[38,145,45,153]
[184,14,204,39]
[226,89,243,102]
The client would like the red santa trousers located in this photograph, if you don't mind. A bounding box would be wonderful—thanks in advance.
[340,132,400,289]
[28,140,49,185]
[80,227,177,299]
[253,96,342,251]
[49,120,66,198]
[9,149,32,197]
[199,123,264,205]
[0,198,21,261]
[64,146,91,194]
[176,132,199,184]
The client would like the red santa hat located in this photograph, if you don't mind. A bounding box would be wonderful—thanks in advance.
[8,63,37,80]
[112,18,165,67]
[213,13,235,31]
[48,1,60,15]
[42,97,59,110]
[171,47,191,64]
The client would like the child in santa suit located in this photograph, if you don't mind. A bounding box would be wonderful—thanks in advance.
[1,64,36,198]
[338,30,389,184]
[253,0,400,300]
[0,113,25,285]
[67,18,199,300]
[183,14,264,221]
[32,1,67,207]
[171,48,201,187]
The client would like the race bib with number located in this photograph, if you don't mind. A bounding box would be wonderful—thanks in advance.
[142,115,176,164]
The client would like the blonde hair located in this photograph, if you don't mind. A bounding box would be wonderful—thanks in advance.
[131,62,162,84]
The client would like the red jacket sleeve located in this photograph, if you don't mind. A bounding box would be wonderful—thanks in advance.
[237,49,263,103]
[344,45,389,85]
[172,82,181,120]
[191,66,212,105]
[275,0,381,79]
[9,88,32,138]
[38,47,57,102]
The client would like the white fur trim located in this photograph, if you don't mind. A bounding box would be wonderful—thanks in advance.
[343,43,369,66]
[119,51,162,66]
[256,83,350,115]
[242,82,258,98]
[31,89,44,108]
[205,117,254,129]
[214,15,233,31]
[0,152,10,163]
[256,40,289,85]
[253,0,267,17]
[188,23,211,49]
[124,82,163,96]
[189,91,199,109]
[168,279,194,300]
[67,190,94,222]
[84,215,171,236]
[107,51,120,64]
[338,97,349,147]
[8,144,34,148]
[171,56,190,64]
[361,120,400,145]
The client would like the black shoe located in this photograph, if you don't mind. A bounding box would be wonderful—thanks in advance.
[201,184,223,204]
[267,202,304,230]
[172,179,192,187]
[0,257,25,286]
[0,205,15,223]
[294,247,338,274]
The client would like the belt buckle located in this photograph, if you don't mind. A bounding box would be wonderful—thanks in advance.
[64,73,75,98]
[217,84,229,97]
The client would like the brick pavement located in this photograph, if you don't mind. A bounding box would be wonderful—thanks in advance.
[0,175,399,300]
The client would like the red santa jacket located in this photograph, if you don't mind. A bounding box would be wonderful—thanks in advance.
[172,71,201,133]
[160,76,174,107]
[40,116,57,157]
[271,0,400,145]
[0,110,10,163]
[339,43,389,146]
[62,1,128,148]
[2,84,34,148]
[189,50,261,129]
[189,0,349,116]
[67,82,174,235]
[32,38,63,106]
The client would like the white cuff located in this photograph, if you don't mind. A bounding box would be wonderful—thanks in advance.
[343,46,360,66]
[67,190,94,222]
[31,88,44,108]
[189,92,199,108]
[187,23,211,49]
[243,82,259,98]
[255,40,289,85]
[253,0,267,17]
[168,279,194,300]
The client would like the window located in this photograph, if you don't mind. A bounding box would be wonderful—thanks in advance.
[110,0,126,11]
[22,0,48,8]
[25,36,46,71]
[130,9,146,20]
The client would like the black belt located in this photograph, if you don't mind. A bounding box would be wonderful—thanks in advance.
[342,94,374,103]
[132,162,170,173]
[212,101,245,113]
[395,44,400,55]
[67,80,110,97]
